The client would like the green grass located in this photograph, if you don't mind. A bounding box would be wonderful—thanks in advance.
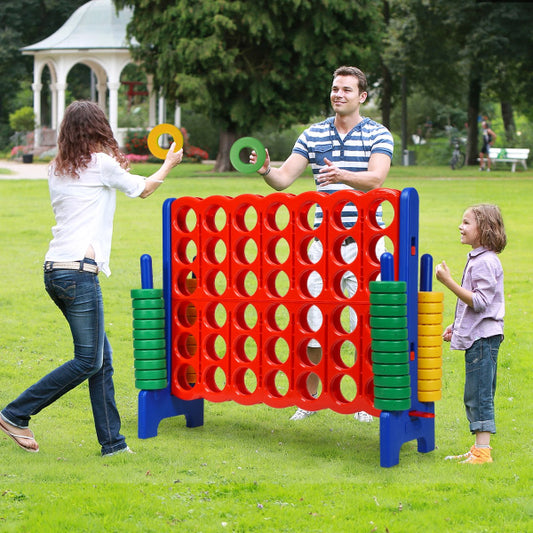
[0,163,532,532]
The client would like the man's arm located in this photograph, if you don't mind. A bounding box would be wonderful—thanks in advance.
[316,152,391,192]
[252,150,308,191]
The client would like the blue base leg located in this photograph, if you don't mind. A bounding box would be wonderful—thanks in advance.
[379,410,435,467]
[138,386,204,439]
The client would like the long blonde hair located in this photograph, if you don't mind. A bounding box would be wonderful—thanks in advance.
[53,100,129,178]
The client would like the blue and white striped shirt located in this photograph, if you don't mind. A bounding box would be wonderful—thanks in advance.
[292,116,394,228]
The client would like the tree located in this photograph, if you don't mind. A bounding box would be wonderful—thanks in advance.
[0,0,87,146]
[384,0,533,164]
[114,0,385,171]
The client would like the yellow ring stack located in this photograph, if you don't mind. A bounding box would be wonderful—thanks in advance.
[417,292,444,401]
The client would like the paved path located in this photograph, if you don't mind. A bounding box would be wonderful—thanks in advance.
[0,159,49,180]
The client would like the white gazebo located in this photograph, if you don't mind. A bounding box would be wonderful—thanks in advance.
[21,0,175,149]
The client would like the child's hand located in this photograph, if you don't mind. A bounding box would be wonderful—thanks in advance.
[435,260,451,284]
[442,324,453,342]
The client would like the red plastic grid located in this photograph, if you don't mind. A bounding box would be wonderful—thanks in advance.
[170,189,401,415]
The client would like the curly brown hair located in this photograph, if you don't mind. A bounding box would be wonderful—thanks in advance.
[53,100,129,178]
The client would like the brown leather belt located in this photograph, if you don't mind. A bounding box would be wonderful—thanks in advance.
[44,260,99,274]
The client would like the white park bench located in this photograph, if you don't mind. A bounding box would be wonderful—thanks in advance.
[486,148,530,172]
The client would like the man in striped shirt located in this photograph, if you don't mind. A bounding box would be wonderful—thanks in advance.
[251,66,394,422]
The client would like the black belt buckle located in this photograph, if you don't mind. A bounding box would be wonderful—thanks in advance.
[44,261,53,272]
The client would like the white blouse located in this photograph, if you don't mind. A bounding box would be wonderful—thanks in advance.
[45,152,146,276]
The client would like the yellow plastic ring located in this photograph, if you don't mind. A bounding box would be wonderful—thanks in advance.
[418,292,444,303]
[147,124,184,160]
[418,390,441,402]
[418,302,444,314]
[418,335,442,347]
[418,357,442,369]
[418,379,441,391]
[418,368,442,379]
[418,346,442,358]
[418,324,443,336]
[418,313,443,325]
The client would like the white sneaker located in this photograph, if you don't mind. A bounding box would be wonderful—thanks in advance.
[289,408,316,421]
[354,411,373,423]
[102,445,135,457]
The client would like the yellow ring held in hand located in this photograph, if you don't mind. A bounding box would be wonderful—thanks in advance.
[147,124,184,160]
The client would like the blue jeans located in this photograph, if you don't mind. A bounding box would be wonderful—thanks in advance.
[464,335,502,434]
[1,261,127,455]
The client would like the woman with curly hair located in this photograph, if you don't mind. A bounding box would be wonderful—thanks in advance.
[0,100,182,456]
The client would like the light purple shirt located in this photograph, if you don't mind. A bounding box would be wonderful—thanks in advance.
[450,246,504,350]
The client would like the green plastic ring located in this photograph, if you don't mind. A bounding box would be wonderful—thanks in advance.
[369,281,407,293]
[371,339,409,352]
[134,369,167,380]
[370,316,408,329]
[374,374,410,388]
[133,338,165,350]
[372,351,409,364]
[374,397,411,411]
[134,348,166,359]
[230,137,266,173]
[371,328,408,341]
[132,298,164,309]
[134,358,167,370]
[131,288,163,299]
[135,378,167,390]
[133,308,165,320]
[133,319,165,330]
[132,328,165,340]
[374,386,411,399]
[370,305,406,317]
[372,362,410,376]
[370,292,407,305]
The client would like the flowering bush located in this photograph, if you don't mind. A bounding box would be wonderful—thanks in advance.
[125,153,149,163]
[124,130,150,155]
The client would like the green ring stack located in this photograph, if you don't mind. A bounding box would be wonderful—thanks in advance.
[370,281,411,411]
[131,288,167,390]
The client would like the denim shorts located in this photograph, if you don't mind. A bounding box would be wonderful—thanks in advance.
[464,334,502,434]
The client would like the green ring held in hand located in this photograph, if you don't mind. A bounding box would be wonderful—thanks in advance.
[230,137,266,173]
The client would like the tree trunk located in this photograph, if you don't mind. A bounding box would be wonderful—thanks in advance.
[380,61,392,130]
[466,74,481,166]
[214,130,238,172]
[500,100,516,144]
[380,1,392,130]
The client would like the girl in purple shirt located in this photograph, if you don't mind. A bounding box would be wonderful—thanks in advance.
[436,204,506,464]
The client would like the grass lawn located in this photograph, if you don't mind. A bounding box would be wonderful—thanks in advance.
[0,162,531,532]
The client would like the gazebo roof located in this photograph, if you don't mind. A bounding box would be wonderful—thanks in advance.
[22,0,135,52]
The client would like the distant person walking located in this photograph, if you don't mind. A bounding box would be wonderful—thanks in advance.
[479,121,496,171]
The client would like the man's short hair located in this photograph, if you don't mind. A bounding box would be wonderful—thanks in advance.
[333,66,367,94]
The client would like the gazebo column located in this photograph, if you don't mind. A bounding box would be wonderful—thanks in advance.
[107,80,120,139]
[174,102,181,128]
[32,82,42,147]
[56,82,67,130]
[147,75,156,128]
[98,80,107,109]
